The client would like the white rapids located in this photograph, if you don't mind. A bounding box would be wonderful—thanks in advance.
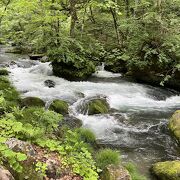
[8,58,180,177]
[8,60,180,139]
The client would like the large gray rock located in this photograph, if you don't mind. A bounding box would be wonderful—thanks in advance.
[100,165,132,180]
[6,138,36,157]
[0,166,14,180]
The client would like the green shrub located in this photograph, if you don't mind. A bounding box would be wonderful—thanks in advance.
[49,38,96,81]
[124,162,147,180]
[95,149,120,170]
[17,107,62,133]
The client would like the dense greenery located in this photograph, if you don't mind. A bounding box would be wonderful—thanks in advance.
[0,0,179,86]
[0,0,180,179]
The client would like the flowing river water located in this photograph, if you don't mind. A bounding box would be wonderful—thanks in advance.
[0,48,180,179]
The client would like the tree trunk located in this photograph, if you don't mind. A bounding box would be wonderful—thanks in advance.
[69,0,77,38]
[110,7,121,45]
[124,0,130,17]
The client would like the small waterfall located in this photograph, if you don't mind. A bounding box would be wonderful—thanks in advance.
[100,62,105,71]
[93,62,121,78]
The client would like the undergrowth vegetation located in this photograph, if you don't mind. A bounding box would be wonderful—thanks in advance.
[125,162,147,180]
[0,76,124,179]
[95,149,120,170]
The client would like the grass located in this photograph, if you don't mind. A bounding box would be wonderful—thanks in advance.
[95,148,120,169]
[78,128,96,144]
[124,162,147,180]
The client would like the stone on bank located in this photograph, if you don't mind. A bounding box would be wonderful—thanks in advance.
[0,166,14,180]
[100,165,132,180]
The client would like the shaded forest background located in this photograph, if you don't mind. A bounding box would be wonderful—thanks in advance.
[0,0,180,88]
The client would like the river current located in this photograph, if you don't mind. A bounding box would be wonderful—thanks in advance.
[0,49,180,179]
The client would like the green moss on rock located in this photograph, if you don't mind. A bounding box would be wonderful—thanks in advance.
[49,99,69,115]
[168,110,180,142]
[0,69,9,76]
[88,99,109,115]
[152,160,180,180]
[21,97,45,107]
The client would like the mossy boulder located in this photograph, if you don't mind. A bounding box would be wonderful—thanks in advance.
[0,69,9,75]
[49,99,69,115]
[51,60,95,81]
[152,160,180,180]
[87,98,109,115]
[168,110,180,142]
[100,165,132,180]
[21,97,45,107]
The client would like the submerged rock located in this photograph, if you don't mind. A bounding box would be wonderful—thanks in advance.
[168,110,180,142]
[9,61,17,66]
[21,97,45,107]
[0,166,15,180]
[44,80,56,88]
[49,99,69,115]
[152,160,180,180]
[87,98,109,115]
[100,165,132,180]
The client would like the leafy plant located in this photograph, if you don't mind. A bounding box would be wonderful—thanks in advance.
[35,161,48,177]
